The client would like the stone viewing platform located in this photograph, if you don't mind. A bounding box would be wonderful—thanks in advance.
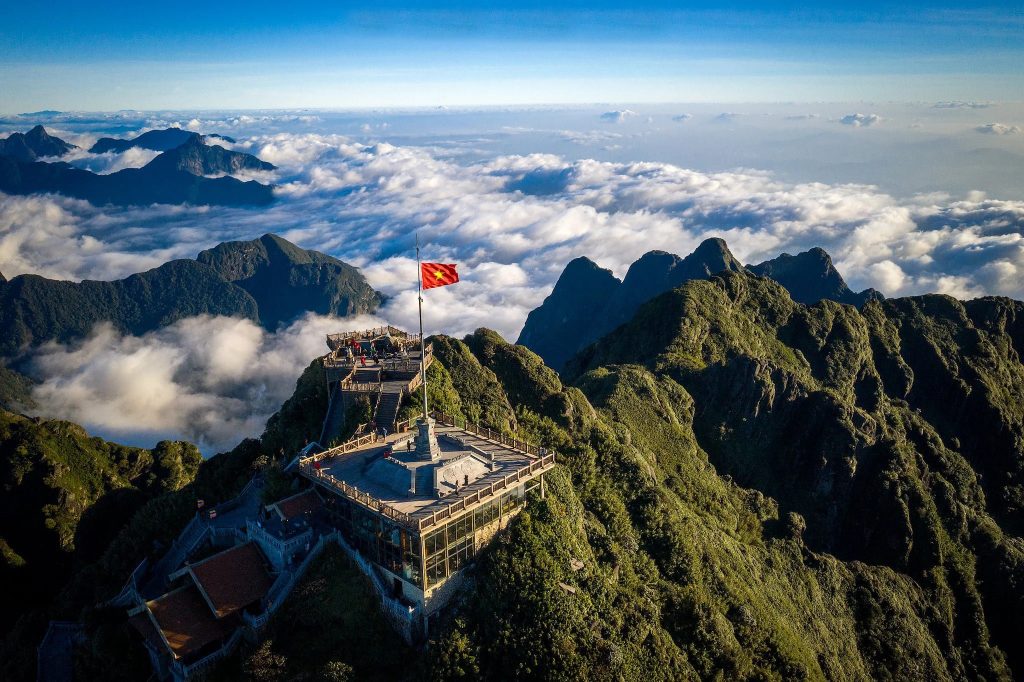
[300,412,555,530]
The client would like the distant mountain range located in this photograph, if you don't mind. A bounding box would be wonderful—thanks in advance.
[89,128,237,154]
[0,126,274,207]
[0,233,381,355]
[517,238,885,372]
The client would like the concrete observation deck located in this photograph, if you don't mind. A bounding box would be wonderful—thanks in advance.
[299,413,556,532]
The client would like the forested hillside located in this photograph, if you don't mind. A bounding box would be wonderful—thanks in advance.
[224,272,1024,680]
[4,269,1023,681]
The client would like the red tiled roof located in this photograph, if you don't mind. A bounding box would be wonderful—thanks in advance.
[146,586,235,659]
[190,543,274,618]
[272,489,321,521]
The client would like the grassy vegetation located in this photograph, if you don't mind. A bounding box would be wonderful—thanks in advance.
[0,365,35,410]
[0,354,334,680]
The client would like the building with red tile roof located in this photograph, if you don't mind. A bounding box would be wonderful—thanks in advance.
[268,488,322,521]
[188,542,274,619]
[134,586,236,661]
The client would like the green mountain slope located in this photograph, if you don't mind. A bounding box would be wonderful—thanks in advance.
[0,233,380,354]
[197,233,383,329]
[0,259,259,353]
[516,238,879,374]
[247,303,1023,679]
[4,268,1023,681]
[0,410,202,635]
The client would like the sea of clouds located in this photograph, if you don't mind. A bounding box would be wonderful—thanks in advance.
[1,105,1022,452]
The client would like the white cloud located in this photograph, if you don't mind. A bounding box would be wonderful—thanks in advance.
[61,146,163,174]
[672,113,693,122]
[975,123,1021,135]
[28,313,386,453]
[600,109,638,123]
[934,101,993,109]
[839,113,881,127]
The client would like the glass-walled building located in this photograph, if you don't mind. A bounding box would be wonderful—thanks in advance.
[321,475,541,605]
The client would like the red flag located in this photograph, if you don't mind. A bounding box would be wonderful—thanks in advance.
[421,263,459,290]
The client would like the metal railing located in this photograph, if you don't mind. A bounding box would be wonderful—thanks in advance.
[301,465,418,527]
[327,326,416,346]
[417,452,555,531]
[432,411,549,457]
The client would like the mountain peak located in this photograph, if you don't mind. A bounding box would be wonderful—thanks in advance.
[692,236,731,256]
[144,136,275,176]
[515,255,620,371]
[562,255,606,274]
[686,236,744,274]
[749,247,880,306]
[0,125,75,161]
[196,233,378,328]
[0,234,380,353]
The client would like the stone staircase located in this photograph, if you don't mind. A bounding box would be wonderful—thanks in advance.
[354,366,381,383]
[374,391,403,433]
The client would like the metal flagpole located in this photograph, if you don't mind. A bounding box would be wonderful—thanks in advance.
[416,232,428,421]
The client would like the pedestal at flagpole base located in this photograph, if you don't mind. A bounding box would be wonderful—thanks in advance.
[414,417,442,461]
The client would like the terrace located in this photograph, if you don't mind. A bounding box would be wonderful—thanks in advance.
[299,413,555,532]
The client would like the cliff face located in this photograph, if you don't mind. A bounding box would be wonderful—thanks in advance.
[517,257,620,375]
[517,238,747,372]
[517,239,883,374]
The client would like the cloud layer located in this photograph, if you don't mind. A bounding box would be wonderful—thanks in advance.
[2,110,1023,453]
[29,313,385,453]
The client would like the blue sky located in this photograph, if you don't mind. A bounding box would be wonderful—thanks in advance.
[2,1,1022,110]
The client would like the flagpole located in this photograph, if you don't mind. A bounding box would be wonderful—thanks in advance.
[416,232,428,422]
